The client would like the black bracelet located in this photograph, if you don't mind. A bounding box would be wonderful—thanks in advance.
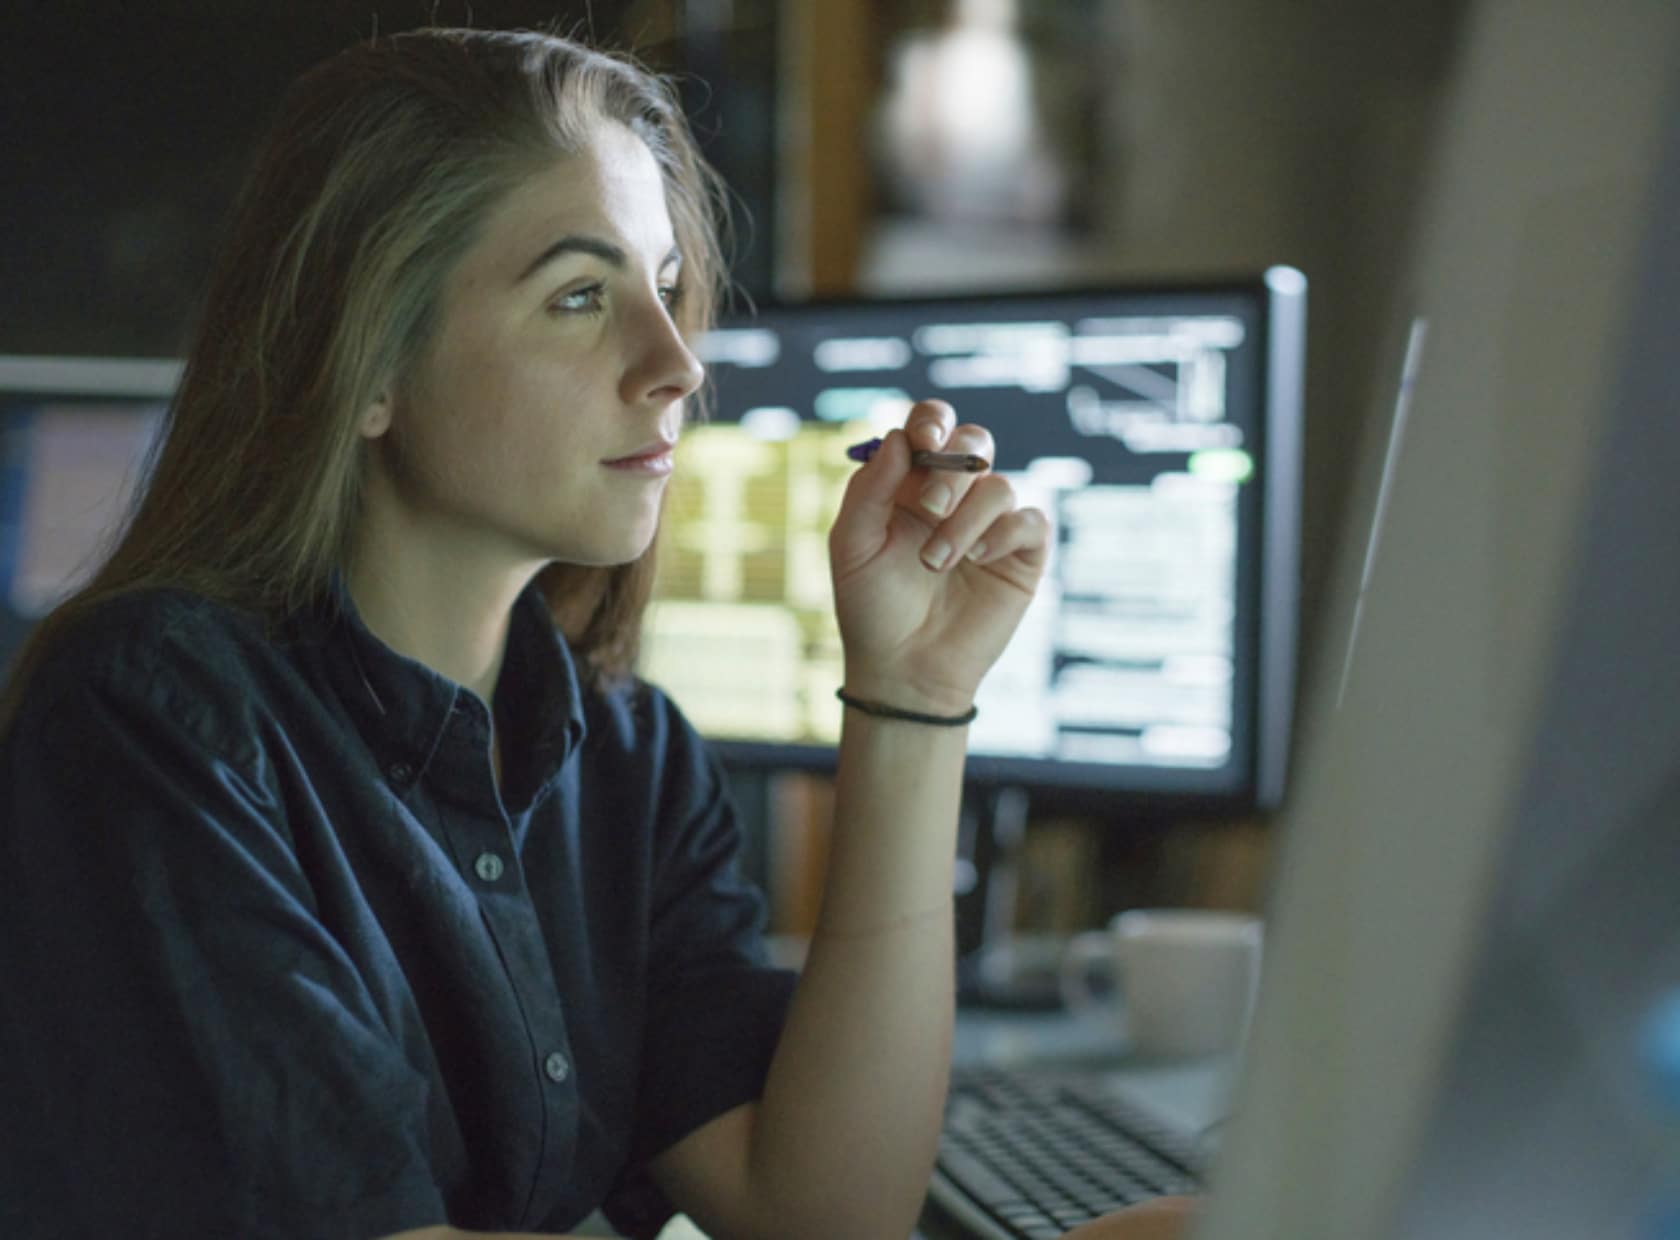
[835,687,977,727]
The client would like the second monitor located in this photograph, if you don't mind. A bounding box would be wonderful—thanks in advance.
[645,272,1306,813]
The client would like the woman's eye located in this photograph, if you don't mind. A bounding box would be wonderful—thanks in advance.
[549,281,683,317]
[551,284,606,315]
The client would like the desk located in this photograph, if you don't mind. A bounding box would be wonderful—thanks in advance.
[916,1005,1234,1240]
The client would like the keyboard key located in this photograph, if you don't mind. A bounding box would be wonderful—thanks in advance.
[938,1147,1028,1209]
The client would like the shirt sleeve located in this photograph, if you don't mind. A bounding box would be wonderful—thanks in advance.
[0,665,446,1240]
[601,691,798,1236]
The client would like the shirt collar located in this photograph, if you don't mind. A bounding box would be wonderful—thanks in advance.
[497,579,590,800]
[310,573,588,800]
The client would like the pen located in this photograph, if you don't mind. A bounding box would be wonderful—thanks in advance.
[845,437,991,473]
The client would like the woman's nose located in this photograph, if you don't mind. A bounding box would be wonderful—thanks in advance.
[624,299,706,407]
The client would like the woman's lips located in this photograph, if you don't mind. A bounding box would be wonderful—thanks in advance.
[602,443,676,475]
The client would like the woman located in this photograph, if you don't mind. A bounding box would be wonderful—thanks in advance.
[0,27,1188,1240]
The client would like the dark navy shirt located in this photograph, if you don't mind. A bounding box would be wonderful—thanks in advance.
[0,581,797,1239]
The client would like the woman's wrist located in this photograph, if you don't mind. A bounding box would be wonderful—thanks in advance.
[835,687,976,727]
[839,667,975,720]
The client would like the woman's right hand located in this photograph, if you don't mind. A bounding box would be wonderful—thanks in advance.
[1059,1195,1199,1240]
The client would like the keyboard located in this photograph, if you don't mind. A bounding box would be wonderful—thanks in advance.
[929,1066,1208,1240]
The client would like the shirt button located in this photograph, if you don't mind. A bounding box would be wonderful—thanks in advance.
[388,760,414,783]
[473,851,504,883]
[543,1051,570,1083]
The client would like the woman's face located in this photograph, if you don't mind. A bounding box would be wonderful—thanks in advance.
[362,121,704,573]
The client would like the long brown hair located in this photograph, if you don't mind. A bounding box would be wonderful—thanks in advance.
[1,27,727,726]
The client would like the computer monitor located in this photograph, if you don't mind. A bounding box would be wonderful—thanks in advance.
[0,356,178,666]
[642,273,1306,815]
[1197,4,1680,1237]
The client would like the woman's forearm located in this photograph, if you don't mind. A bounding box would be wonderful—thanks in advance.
[745,709,969,1238]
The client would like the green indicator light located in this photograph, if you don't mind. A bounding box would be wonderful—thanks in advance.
[1189,449,1253,483]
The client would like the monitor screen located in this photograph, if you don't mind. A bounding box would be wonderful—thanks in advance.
[0,357,177,664]
[643,272,1306,807]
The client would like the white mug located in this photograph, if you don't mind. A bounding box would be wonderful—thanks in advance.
[1060,908,1263,1060]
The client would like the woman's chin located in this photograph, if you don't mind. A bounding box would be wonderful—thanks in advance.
[548,531,657,568]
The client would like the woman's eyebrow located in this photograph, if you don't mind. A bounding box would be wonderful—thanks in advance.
[515,235,682,284]
[515,235,623,283]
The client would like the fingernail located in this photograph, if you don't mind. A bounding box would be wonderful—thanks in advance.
[922,539,952,570]
[965,542,988,562]
[920,481,952,517]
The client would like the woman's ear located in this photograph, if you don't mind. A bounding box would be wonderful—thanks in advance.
[359,392,393,440]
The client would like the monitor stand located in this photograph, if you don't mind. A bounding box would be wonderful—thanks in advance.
[954,784,1066,1010]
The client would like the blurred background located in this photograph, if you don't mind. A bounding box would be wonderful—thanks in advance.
[0,0,1469,942]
